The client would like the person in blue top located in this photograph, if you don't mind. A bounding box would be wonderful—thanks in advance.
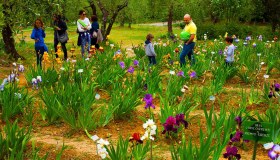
[90,15,100,49]
[30,19,48,67]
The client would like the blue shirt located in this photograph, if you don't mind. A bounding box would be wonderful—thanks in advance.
[225,44,235,62]
[31,28,48,51]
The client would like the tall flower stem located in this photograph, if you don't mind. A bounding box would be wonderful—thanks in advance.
[252,141,258,160]
[150,139,153,160]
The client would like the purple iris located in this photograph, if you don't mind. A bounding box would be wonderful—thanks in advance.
[253,43,257,48]
[133,60,139,66]
[162,116,178,134]
[223,146,241,160]
[268,91,274,98]
[175,114,188,128]
[143,94,155,109]
[127,66,135,74]
[246,36,251,41]
[189,71,196,78]
[119,61,125,69]
[258,35,263,41]
[235,116,242,126]
[274,82,280,92]
[268,144,280,159]
[219,50,223,55]
[177,71,185,77]
[231,131,243,142]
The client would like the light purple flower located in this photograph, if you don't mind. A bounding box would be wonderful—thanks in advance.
[119,61,125,69]
[18,65,24,72]
[133,60,139,66]
[143,94,155,109]
[268,144,280,159]
[189,71,196,78]
[246,36,251,41]
[127,66,134,74]
[258,35,263,41]
[177,71,185,77]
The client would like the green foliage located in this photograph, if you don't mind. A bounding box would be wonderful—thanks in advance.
[0,84,33,121]
[105,136,130,160]
[0,120,31,159]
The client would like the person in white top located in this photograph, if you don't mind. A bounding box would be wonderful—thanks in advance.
[77,10,91,58]
[224,36,235,66]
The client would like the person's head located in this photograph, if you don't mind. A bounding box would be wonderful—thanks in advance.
[225,36,233,44]
[56,15,62,21]
[52,14,57,21]
[79,10,86,19]
[184,14,192,24]
[146,33,154,42]
[34,19,43,29]
[91,15,98,22]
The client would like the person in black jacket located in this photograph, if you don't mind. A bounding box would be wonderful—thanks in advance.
[89,15,100,49]
[53,14,68,60]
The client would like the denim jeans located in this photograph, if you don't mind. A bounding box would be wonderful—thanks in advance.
[35,46,45,67]
[80,33,90,57]
[179,42,196,66]
[148,56,156,65]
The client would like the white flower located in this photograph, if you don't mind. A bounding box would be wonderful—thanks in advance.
[95,94,101,100]
[85,58,90,61]
[181,88,186,93]
[263,74,269,79]
[32,78,37,84]
[211,51,215,55]
[214,39,217,42]
[163,43,167,47]
[18,65,24,72]
[260,62,265,65]
[257,53,261,56]
[97,138,110,147]
[72,60,77,63]
[169,70,175,75]
[14,93,22,99]
[174,34,177,37]
[98,147,108,159]
[60,67,65,71]
[12,62,17,66]
[37,76,42,82]
[78,69,83,73]
[91,135,99,141]
[178,45,183,48]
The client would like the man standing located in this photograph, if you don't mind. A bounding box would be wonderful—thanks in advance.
[180,14,197,66]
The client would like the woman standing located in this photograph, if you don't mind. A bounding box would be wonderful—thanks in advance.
[90,15,100,49]
[77,10,91,58]
[31,19,48,67]
[53,14,68,60]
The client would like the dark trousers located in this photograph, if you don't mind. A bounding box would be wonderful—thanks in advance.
[179,42,196,66]
[148,56,156,65]
[91,37,100,49]
[35,46,45,67]
[54,38,67,60]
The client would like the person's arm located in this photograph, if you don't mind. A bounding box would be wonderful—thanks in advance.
[30,29,36,39]
[149,44,156,56]
[86,19,92,30]
[186,34,195,45]
[77,20,84,32]
[42,29,46,38]
[59,21,67,32]
[227,46,234,57]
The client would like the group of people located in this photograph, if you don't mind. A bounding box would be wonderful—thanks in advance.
[31,12,234,68]
[30,10,100,67]
[144,14,235,67]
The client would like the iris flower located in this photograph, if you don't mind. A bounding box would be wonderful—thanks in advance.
[127,66,135,74]
[175,114,188,128]
[189,71,196,78]
[143,94,155,109]
[263,143,280,160]
[133,60,139,66]
[162,116,178,134]
[223,145,241,160]
[129,133,143,144]
[119,61,125,69]
[177,71,185,77]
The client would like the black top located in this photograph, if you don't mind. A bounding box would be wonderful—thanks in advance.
[54,20,67,35]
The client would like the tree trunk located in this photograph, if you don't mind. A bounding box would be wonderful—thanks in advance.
[2,24,22,60]
[97,0,128,39]
[2,1,23,60]
[89,0,97,16]
[167,4,173,34]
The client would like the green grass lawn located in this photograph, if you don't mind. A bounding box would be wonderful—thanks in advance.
[19,24,182,49]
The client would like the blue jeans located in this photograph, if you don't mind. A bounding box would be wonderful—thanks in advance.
[148,56,156,65]
[180,42,196,66]
[80,33,90,57]
[35,46,46,67]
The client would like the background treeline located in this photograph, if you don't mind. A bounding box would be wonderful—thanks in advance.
[0,0,279,59]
